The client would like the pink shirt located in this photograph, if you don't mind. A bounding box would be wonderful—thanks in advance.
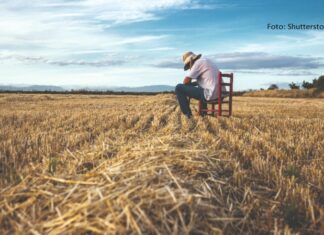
[188,57,225,101]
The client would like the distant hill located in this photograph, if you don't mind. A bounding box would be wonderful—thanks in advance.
[0,85,175,93]
[0,85,65,92]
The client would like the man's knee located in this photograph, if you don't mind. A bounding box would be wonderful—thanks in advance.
[175,83,184,93]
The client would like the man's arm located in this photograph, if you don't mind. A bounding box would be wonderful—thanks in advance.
[183,77,198,86]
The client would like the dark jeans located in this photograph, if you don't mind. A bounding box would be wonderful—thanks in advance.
[175,83,207,117]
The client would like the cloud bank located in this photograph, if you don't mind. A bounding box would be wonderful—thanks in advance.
[0,53,127,67]
[153,52,324,71]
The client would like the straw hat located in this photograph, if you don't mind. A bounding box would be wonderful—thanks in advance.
[182,51,202,70]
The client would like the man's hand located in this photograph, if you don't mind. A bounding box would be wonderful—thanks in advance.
[183,77,192,85]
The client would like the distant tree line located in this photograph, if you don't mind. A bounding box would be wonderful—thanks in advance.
[268,75,324,91]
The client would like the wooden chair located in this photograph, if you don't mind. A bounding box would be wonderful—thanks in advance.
[198,72,234,117]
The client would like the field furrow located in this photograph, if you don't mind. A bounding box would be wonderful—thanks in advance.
[0,94,323,234]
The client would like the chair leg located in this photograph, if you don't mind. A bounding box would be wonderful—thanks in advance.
[211,104,214,116]
[198,100,202,115]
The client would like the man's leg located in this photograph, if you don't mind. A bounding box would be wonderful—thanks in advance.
[175,84,204,118]
[200,97,207,116]
[188,83,207,116]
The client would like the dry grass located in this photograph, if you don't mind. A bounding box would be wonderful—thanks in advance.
[243,88,324,98]
[0,93,323,234]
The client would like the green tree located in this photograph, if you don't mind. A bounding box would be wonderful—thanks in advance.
[302,80,314,89]
[289,82,300,90]
[313,75,324,91]
[268,84,278,90]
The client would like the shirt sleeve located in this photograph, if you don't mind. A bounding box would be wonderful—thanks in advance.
[187,60,202,79]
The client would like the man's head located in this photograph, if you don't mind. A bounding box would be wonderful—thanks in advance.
[182,51,202,71]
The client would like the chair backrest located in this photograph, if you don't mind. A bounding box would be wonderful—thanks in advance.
[218,72,234,116]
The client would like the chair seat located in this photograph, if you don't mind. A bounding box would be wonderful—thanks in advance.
[204,96,228,104]
[205,99,219,104]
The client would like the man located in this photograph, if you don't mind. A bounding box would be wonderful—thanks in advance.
[175,51,224,118]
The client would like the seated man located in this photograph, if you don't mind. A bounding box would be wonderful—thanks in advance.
[175,51,224,118]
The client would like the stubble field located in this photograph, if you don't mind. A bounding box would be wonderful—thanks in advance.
[0,93,323,234]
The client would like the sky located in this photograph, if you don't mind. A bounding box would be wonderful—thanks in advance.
[0,0,323,90]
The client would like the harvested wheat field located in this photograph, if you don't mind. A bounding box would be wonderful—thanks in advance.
[0,93,323,235]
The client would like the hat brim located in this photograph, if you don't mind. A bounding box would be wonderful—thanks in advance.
[184,54,201,71]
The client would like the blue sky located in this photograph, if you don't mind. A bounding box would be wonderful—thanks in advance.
[0,0,323,90]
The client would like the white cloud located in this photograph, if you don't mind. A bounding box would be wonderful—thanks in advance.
[0,0,214,62]
[0,0,205,69]
[148,47,176,51]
